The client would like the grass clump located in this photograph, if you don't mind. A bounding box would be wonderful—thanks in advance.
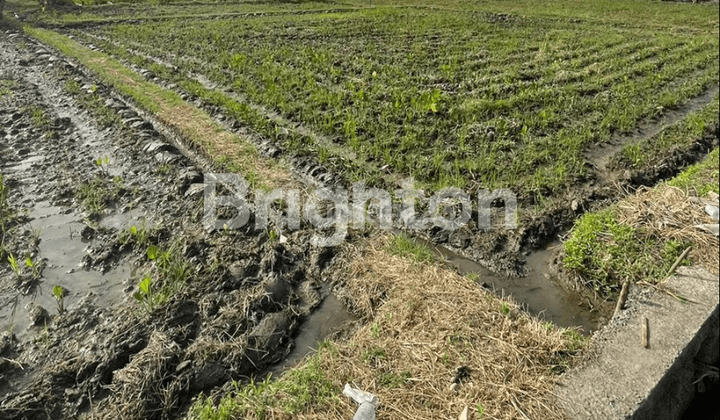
[667,148,720,196]
[134,241,192,313]
[188,348,338,420]
[563,207,690,294]
[563,148,720,294]
[386,233,435,264]
[0,79,14,98]
[75,176,124,214]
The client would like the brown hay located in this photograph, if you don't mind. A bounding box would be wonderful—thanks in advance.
[96,331,180,420]
[264,236,579,420]
[616,186,719,275]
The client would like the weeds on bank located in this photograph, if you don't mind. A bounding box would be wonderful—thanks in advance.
[563,148,719,295]
[386,233,435,264]
[562,207,690,294]
[667,148,720,196]
[188,342,339,420]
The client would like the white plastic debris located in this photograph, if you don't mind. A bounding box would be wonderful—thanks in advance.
[705,205,719,221]
[343,384,378,420]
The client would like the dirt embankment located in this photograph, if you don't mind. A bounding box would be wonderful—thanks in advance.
[0,31,355,420]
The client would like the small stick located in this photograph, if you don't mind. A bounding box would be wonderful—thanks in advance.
[641,316,649,349]
[613,280,630,318]
[661,246,692,283]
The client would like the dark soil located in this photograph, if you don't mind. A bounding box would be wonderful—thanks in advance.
[0,30,356,420]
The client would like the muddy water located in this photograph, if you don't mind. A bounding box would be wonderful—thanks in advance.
[426,241,602,333]
[0,199,133,338]
[268,293,358,375]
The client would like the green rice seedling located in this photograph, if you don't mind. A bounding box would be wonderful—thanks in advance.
[25,256,40,279]
[7,253,20,280]
[476,403,485,419]
[147,244,159,261]
[133,276,156,313]
[120,220,153,247]
[52,285,65,314]
[94,156,111,177]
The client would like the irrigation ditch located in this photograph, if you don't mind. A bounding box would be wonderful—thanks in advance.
[0,17,718,420]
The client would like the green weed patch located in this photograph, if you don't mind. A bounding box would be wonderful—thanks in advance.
[189,344,339,420]
[563,149,719,294]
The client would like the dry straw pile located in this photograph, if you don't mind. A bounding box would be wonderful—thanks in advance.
[617,186,719,275]
[93,331,181,420]
[277,237,580,420]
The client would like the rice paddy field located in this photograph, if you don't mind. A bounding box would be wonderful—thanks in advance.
[1,0,719,419]
[48,0,719,200]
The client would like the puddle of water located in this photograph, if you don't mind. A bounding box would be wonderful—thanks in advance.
[268,293,358,375]
[0,202,131,339]
[431,242,600,333]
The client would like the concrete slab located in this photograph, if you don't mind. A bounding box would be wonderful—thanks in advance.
[555,266,719,420]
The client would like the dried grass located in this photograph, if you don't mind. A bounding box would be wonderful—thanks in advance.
[262,236,578,420]
[617,185,719,274]
[95,331,180,420]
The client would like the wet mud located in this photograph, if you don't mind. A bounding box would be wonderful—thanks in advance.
[0,31,356,420]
